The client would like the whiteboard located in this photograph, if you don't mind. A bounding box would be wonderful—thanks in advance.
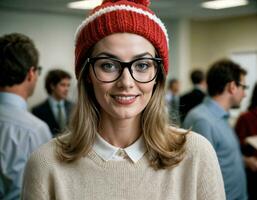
[230,51,257,125]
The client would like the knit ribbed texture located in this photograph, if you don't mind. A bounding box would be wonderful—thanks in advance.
[74,0,169,79]
[22,132,225,200]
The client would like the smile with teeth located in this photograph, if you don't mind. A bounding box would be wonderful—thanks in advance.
[112,95,138,104]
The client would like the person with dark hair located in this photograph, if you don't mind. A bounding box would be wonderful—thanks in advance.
[183,59,248,200]
[165,78,180,124]
[235,82,257,200]
[0,33,51,200]
[22,1,225,199]
[179,69,206,122]
[32,69,74,136]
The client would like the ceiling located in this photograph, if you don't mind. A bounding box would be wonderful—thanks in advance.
[0,0,256,20]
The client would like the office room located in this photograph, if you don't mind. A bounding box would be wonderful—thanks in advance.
[0,0,257,199]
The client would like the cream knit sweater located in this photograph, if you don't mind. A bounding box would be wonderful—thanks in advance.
[22,132,225,200]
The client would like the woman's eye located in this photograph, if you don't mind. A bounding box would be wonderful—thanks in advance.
[134,62,151,72]
[100,62,118,72]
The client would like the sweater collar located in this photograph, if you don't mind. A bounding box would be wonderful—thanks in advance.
[93,134,146,163]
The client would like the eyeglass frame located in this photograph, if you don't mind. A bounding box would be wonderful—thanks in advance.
[237,82,249,90]
[84,57,162,83]
[34,66,42,75]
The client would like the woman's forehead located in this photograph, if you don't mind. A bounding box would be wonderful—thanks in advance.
[91,33,155,59]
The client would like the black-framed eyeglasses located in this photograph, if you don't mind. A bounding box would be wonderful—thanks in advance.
[34,66,42,75]
[85,57,162,83]
[237,82,249,90]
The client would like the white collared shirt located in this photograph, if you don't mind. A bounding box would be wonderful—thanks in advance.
[48,96,66,122]
[93,134,147,163]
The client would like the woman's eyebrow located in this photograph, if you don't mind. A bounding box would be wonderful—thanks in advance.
[93,52,154,60]
[92,52,119,59]
[132,52,154,59]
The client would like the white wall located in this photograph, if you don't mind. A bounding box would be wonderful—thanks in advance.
[190,15,257,112]
[163,18,191,92]
[163,18,180,80]
[177,19,191,92]
[230,51,257,125]
[0,9,84,107]
[191,15,257,72]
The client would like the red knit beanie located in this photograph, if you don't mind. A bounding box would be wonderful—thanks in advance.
[75,0,169,79]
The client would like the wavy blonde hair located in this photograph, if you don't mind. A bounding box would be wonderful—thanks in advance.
[57,60,187,169]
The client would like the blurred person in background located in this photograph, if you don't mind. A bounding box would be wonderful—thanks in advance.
[183,59,248,200]
[0,33,51,200]
[180,69,206,123]
[21,0,225,199]
[235,82,257,200]
[165,78,180,124]
[32,69,74,136]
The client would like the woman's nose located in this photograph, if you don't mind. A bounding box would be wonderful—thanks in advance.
[116,68,135,89]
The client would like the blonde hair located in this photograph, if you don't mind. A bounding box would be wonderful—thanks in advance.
[57,62,187,169]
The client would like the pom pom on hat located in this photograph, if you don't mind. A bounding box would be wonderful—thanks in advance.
[74,0,169,79]
[102,0,150,7]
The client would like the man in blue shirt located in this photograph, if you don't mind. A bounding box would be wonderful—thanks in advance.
[0,33,52,200]
[183,59,248,200]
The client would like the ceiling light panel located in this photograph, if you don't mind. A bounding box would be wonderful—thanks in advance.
[201,0,249,10]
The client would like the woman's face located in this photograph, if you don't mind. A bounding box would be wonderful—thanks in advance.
[89,33,157,121]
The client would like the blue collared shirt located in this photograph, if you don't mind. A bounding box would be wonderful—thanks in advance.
[0,92,52,200]
[183,97,247,200]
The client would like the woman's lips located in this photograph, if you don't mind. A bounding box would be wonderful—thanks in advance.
[112,95,138,105]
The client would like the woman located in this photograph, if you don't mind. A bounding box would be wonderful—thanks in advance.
[235,82,257,200]
[22,0,225,199]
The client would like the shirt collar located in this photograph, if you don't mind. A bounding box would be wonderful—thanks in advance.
[93,134,147,163]
[204,96,229,119]
[0,92,27,110]
[48,96,64,107]
[194,85,205,93]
